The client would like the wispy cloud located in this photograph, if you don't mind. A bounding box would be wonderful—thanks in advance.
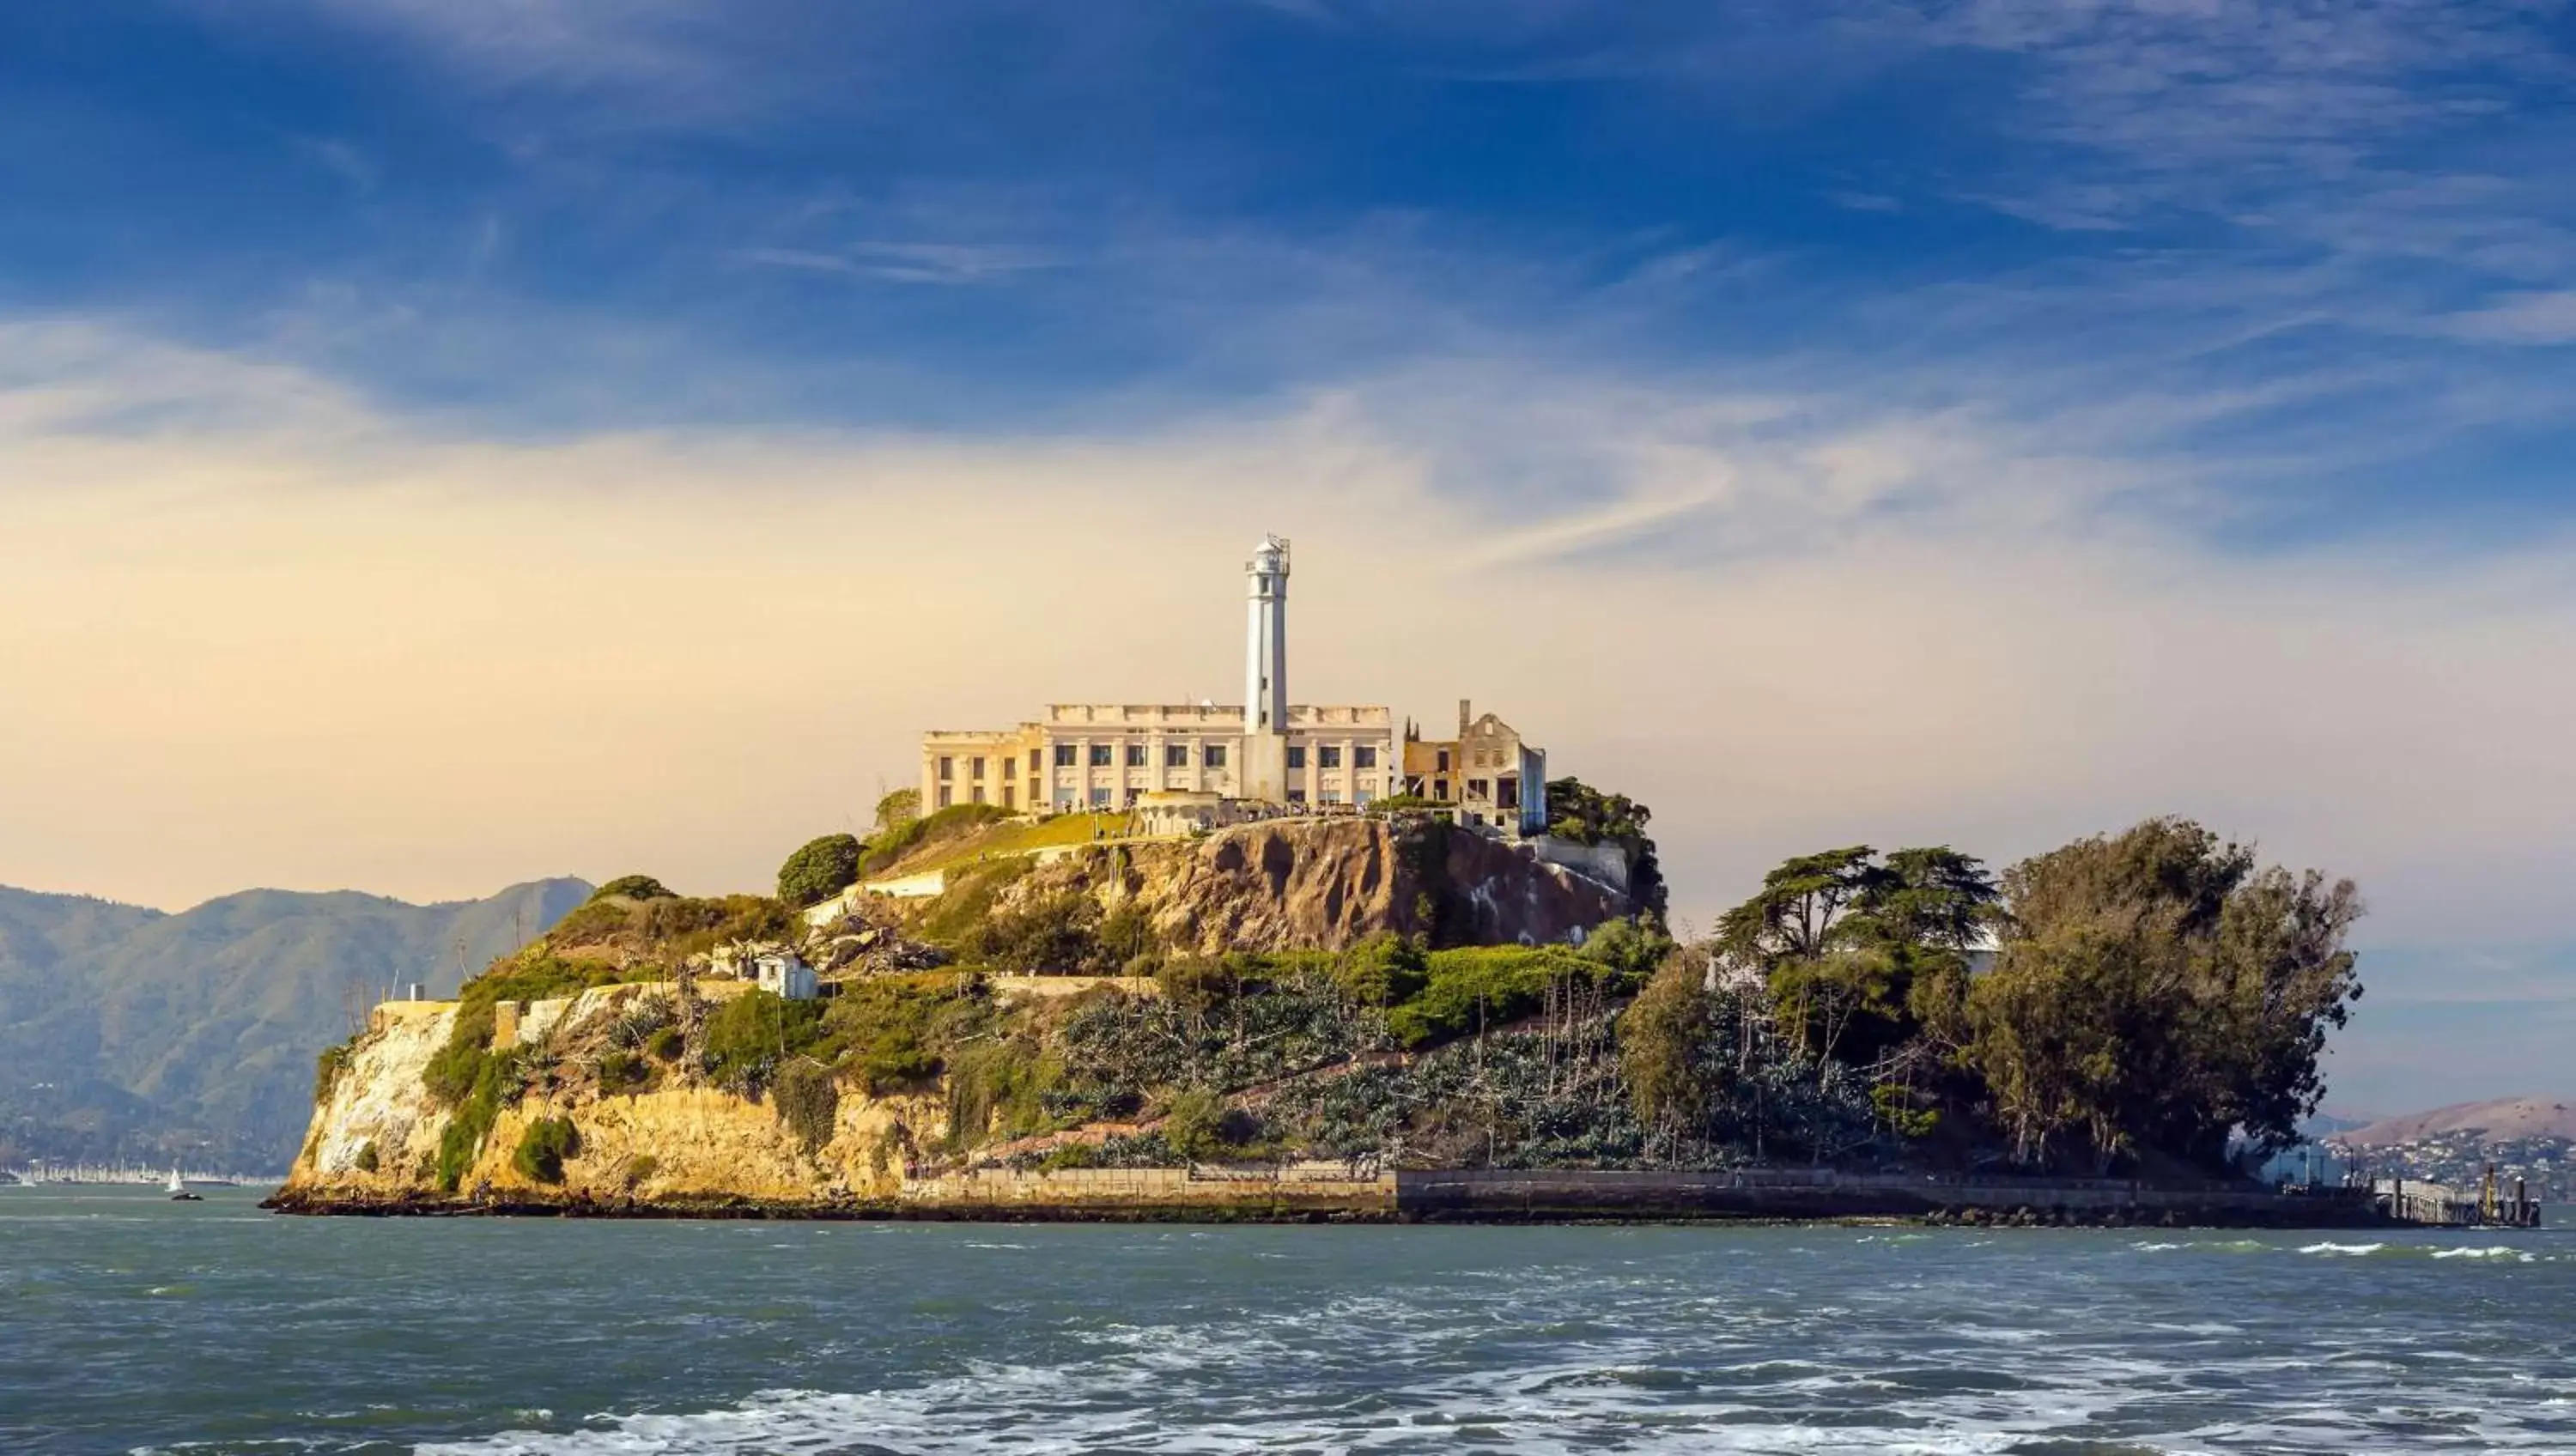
[736,241,1066,286]
[2443,289,2576,344]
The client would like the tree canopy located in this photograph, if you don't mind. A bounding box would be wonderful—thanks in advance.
[874,788,921,834]
[589,875,674,904]
[1965,819,2361,1169]
[1689,822,2361,1175]
[1544,777,1668,921]
[1714,846,2002,1071]
[775,833,865,909]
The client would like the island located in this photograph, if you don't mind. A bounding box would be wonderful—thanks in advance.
[270,538,2525,1229]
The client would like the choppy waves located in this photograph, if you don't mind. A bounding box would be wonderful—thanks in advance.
[416,1233,2576,1456]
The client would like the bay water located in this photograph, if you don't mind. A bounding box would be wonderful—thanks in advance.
[4,1186,2571,1454]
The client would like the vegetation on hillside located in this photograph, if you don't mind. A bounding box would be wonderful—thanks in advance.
[377,793,2360,1188]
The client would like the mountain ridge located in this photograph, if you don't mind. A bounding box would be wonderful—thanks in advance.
[2334,1096,2576,1147]
[0,877,590,1170]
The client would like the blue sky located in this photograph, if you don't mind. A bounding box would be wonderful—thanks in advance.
[4,1,2575,1113]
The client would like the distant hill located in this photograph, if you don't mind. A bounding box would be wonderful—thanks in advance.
[2335,1096,2576,1148]
[0,878,590,1171]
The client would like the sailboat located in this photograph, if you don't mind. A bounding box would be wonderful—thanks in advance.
[167,1168,202,1202]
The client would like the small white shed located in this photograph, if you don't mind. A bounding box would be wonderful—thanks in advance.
[752,951,819,1001]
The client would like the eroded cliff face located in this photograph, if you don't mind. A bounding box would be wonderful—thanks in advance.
[279,985,940,1210]
[977,818,1630,955]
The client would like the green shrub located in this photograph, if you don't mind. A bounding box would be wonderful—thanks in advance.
[434,1046,519,1192]
[314,1042,355,1103]
[964,892,1103,974]
[623,1154,659,1189]
[591,875,674,902]
[777,833,865,908]
[942,1039,1066,1150]
[1332,933,1428,1007]
[423,1000,500,1106]
[773,1059,841,1152]
[1386,945,1627,1048]
[823,974,989,1094]
[1038,1140,1101,1172]
[911,858,1035,947]
[353,1140,379,1174]
[513,1117,581,1184]
[646,1026,684,1062]
[1156,954,1268,1010]
[701,988,830,1092]
[1160,1089,1261,1162]
[597,1049,647,1092]
[541,897,635,945]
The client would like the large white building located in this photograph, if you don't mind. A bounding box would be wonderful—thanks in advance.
[920,536,1402,815]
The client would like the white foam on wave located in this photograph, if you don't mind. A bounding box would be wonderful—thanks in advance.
[2431,1246,2532,1262]
[405,1228,2576,1456]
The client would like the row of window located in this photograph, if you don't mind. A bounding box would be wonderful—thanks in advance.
[1051,743,1236,769]
[1052,786,1382,810]
[941,741,1394,780]
[1284,745,1374,769]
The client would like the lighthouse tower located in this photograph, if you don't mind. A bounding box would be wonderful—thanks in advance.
[1242,534,1291,801]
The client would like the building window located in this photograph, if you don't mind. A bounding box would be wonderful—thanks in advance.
[1205,744,1228,767]
[1003,784,1016,810]
[1434,778,1449,798]
[1287,788,1308,805]
[1436,749,1451,772]
[1090,744,1114,767]
[1318,746,1341,768]
[1355,788,1374,807]
[1354,745,1376,768]
[1321,791,1341,804]
[1054,788,1077,810]
[1468,778,1490,800]
[938,755,954,781]
[1029,748,1042,771]
[1126,743,1147,767]
[969,756,985,779]
[1091,786,1112,807]
[1165,743,1189,768]
[938,786,953,808]
[1287,745,1308,769]
[1054,744,1078,767]
[971,786,986,804]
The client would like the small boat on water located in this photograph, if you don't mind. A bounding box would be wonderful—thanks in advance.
[167,1168,202,1202]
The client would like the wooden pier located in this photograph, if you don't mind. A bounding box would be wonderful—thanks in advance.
[2373,1169,2545,1228]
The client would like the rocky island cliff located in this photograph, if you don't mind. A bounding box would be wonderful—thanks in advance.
[274,804,2432,1228]
[274,807,1649,1216]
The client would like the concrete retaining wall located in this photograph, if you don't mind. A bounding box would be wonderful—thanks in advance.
[1394,1168,2385,1224]
[903,1162,1394,1211]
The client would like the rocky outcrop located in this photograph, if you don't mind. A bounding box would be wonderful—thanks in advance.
[968,818,1631,956]
[278,986,944,1213]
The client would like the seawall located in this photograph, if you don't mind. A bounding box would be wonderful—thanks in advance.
[270,1162,2408,1228]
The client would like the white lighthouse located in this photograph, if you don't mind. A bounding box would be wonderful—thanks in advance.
[1242,533,1291,800]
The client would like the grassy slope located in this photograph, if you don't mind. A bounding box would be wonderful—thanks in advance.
[874,811,1139,878]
